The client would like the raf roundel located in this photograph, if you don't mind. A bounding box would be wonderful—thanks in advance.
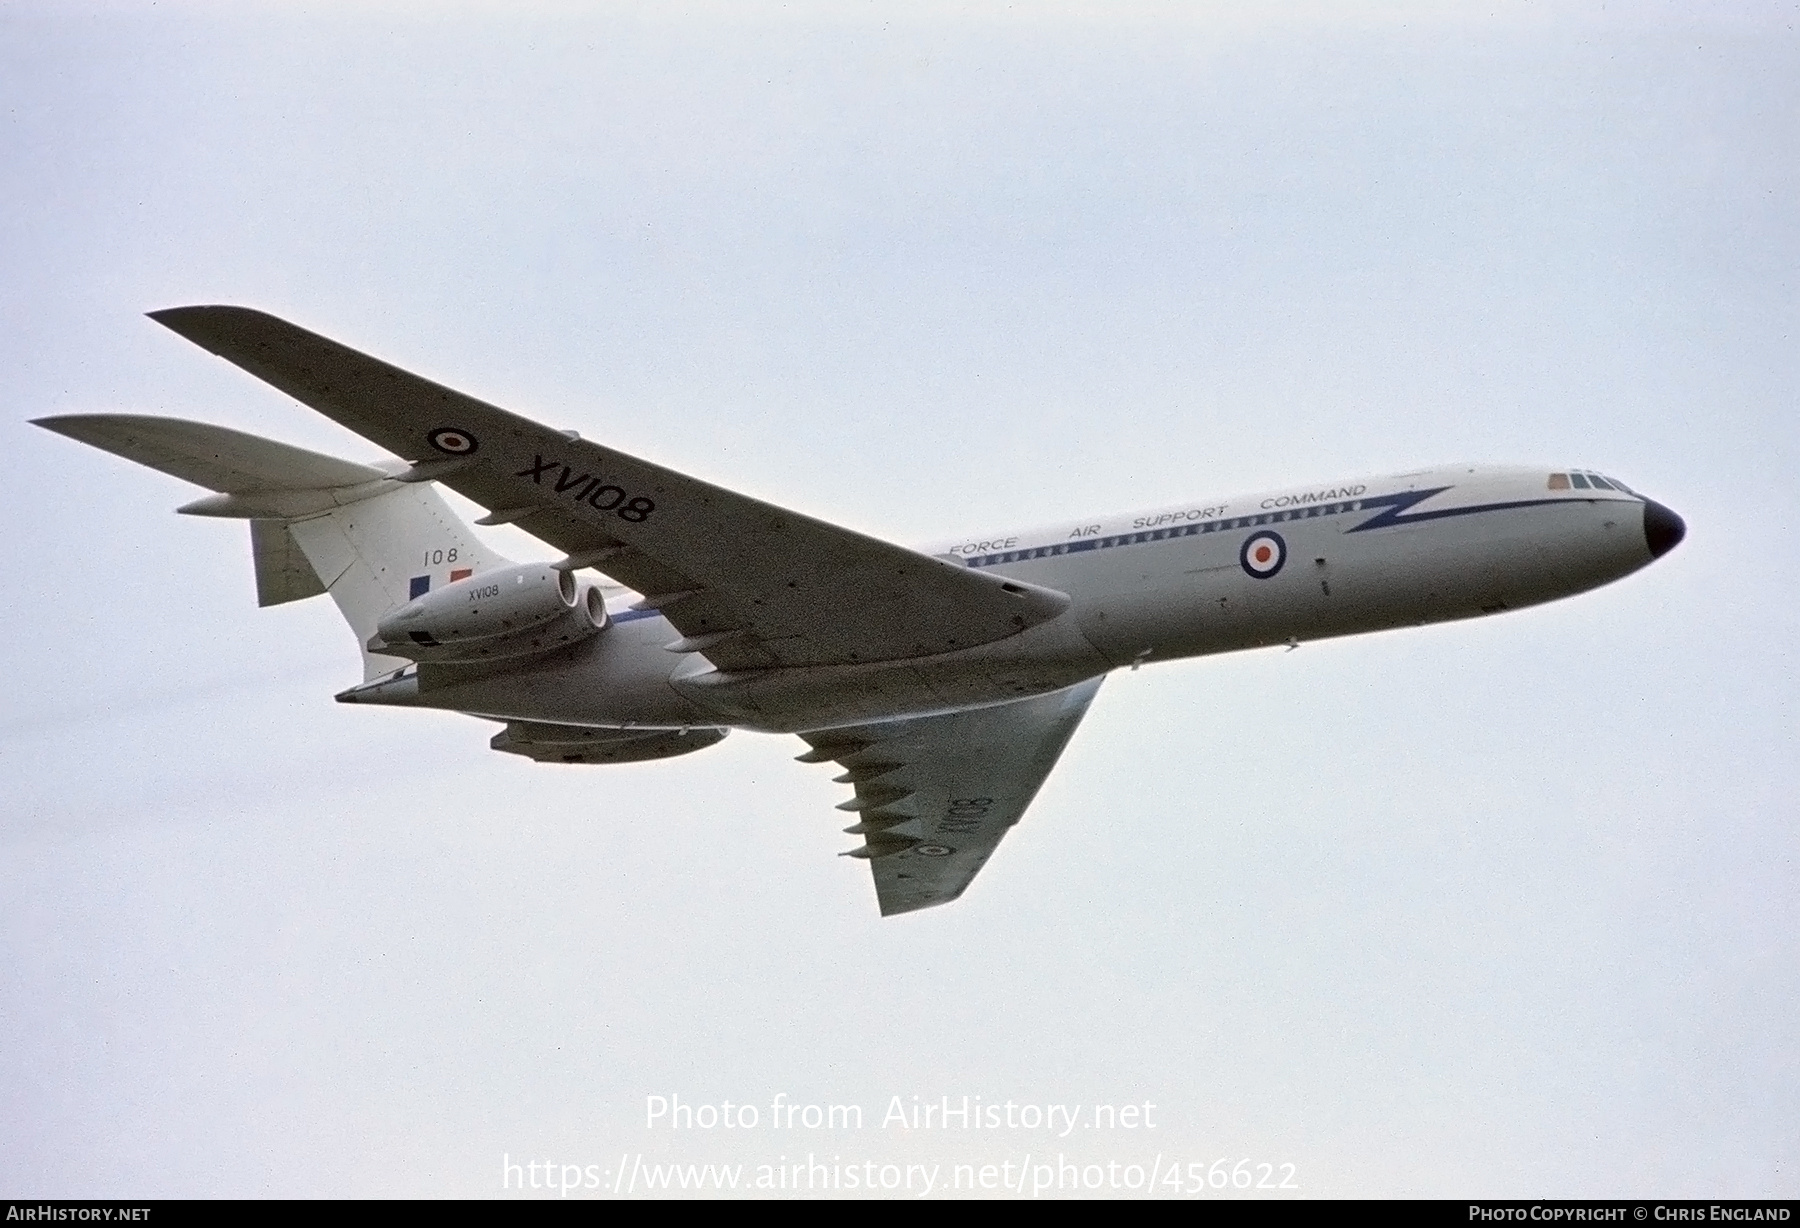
[914,844,955,858]
[427,427,479,456]
[1239,529,1287,579]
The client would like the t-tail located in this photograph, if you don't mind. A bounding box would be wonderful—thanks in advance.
[33,414,513,680]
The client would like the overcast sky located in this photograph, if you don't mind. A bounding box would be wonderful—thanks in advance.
[2,0,1795,1199]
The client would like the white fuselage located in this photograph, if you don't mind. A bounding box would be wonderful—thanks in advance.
[347,463,1669,733]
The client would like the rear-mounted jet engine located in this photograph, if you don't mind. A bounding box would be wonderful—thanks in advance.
[372,563,608,663]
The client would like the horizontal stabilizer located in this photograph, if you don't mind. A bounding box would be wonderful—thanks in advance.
[36,412,510,676]
[33,414,382,494]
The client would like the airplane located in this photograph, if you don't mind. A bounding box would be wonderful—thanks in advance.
[34,307,1686,916]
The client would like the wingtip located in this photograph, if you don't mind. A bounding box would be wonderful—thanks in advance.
[146,304,276,338]
[146,304,215,324]
[878,900,928,917]
[29,413,93,436]
[146,305,300,358]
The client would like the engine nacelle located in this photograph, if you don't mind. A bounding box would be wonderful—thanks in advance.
[490,722,729,764]
[373,563,608,663]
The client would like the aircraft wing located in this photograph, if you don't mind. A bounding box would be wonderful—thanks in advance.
[148,306,1069,671]
[798,678,1103,916]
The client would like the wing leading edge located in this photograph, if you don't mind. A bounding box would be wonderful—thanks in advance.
[147,306,1070,672]
[798,678,1104,915]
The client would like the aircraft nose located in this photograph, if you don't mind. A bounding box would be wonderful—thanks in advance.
[1643,499,1686,559]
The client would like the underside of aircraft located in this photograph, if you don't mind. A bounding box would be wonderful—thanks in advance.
[35,307,1685,915]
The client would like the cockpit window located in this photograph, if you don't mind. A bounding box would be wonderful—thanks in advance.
[1551,470,1637,495]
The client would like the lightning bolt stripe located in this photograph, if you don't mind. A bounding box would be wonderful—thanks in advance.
[959,488,1634,569]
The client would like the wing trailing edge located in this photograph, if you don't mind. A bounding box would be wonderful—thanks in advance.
[796,677,1105,915]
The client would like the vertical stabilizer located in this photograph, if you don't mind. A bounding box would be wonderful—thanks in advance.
[33,413,512,680]
[284,484,508,679]
[251,520,328,607]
